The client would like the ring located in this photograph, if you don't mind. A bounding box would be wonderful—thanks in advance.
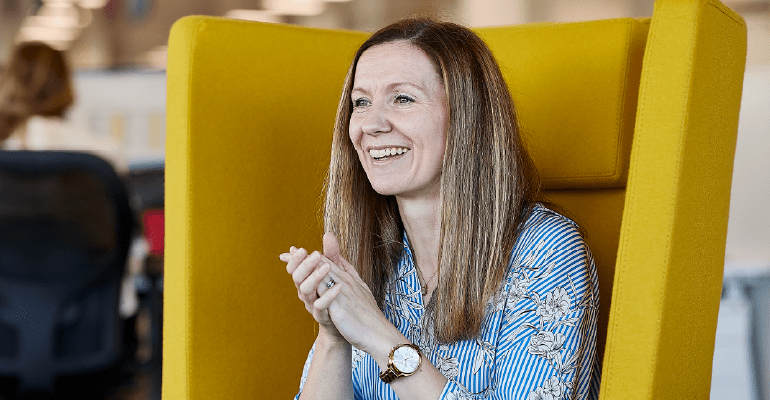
[325,277,336,289]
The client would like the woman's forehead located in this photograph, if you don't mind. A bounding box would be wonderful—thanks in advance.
[352,41,441,92]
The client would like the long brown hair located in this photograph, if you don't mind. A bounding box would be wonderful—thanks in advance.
[324,18,539,343]
[0,42,74,142]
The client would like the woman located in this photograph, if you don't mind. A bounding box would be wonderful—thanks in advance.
[280,18,600,400]
[0,42,127,172]
[0,42,74,144]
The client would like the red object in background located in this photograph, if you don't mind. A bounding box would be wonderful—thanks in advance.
[142,209,164,256]
[103,0,121,21]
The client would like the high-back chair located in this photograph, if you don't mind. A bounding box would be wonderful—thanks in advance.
[0,151,134,395]
[163,0,746,398]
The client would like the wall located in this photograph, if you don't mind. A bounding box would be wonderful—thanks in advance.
[725,67,770,266]
[67,70,167,167]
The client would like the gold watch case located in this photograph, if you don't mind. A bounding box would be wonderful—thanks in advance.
[379,343,422,384]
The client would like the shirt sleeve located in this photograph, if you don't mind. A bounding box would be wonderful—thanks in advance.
[438,210,600,400]
[294,342,316,400]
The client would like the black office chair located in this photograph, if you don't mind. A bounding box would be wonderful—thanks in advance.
[0,151,134,397]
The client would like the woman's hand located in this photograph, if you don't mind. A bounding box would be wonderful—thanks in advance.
[281,232,401,355]
[318,232,402,355]
[283,233,448,400]
[281,246,344,341]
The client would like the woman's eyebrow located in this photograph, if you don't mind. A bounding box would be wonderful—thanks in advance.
[351,81,424,96]
[388,81,423,91]
[350,86,369,96]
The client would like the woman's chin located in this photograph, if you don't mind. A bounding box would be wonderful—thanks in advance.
[369,184,399,197]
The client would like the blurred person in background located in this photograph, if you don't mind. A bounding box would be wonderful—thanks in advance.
[0,41,127,173]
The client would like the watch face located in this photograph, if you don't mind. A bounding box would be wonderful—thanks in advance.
[393,346,421,374]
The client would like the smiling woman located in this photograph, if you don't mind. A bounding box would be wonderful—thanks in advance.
[349,41,448,200]
[280,17,601,400]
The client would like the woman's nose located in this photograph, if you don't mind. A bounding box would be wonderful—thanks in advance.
[360,104,391,135]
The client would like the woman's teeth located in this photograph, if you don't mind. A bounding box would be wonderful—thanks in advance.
[369,147,409,160]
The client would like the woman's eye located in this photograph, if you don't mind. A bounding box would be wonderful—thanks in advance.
[395,94,414,104]
[352,98,370,108]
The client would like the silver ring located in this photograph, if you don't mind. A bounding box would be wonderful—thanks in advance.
[325,277,336,289]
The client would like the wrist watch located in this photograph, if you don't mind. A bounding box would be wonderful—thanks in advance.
[379,343,422,383]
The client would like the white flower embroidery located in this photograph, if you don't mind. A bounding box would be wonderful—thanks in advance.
[535,287,571,324]
[527,330,566,363]
[472,339,495,375]
[496,275,531,312]
[528,387,553,400]
[418,316,438,356]
[435,354,460,380]
[511,275,531,302]
[528,376,567,400]
[351,346,365,368]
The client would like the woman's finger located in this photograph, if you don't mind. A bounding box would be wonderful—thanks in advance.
[322,232,345,269]
[291,250,322,286]
[285,247,307,275]
[319,255,350,278]
[320,254,366,289]
[279,252,291,262]
[314,281,342,312]
[299,262,331,298]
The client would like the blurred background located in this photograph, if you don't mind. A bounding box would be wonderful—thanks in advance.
[0,0,767,399]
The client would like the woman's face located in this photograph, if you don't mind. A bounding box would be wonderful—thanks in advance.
[349,40,448,200]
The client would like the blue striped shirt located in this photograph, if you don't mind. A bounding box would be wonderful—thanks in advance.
[297,204,601,399]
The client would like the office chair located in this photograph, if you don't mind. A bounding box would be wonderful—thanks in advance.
[0,151,134,395]
[162,0,747,398]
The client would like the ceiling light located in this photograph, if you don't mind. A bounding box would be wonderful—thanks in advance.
[225,9,282,23]
[263,0,326,16]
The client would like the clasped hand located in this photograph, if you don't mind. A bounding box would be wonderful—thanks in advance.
[280,232,389,353]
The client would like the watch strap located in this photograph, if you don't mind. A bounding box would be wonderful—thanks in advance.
[379,367,399,383]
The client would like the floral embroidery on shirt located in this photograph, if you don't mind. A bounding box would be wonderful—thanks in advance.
[435,352,460,380]
[352,346,366,368]
[529,376,570,400]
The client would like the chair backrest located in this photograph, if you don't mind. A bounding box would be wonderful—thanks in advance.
[163,1,746,398]
[0,150,134,394]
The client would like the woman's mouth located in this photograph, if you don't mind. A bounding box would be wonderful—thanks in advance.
[369,147,409,160]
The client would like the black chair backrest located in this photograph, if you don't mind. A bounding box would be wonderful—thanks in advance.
[0,151,134,394]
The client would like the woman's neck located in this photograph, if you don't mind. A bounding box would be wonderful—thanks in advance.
[396,193,441,298]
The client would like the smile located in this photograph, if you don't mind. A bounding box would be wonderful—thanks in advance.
[369,147,409,160]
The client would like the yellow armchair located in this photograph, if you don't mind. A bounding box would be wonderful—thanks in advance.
[162,1,746,398]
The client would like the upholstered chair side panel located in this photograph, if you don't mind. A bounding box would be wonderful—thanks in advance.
[601,1,746,399]
[164,16,368,399]
[164,16,195,400]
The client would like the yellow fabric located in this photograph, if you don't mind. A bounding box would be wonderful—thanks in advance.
[163,1,746,397]
[164,17,367,399]
[478,19,648,189]
[600,1,746,399]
